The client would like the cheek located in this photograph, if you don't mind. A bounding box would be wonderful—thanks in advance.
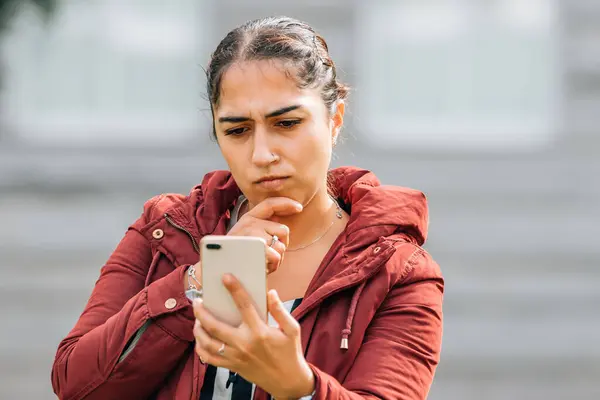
[311,121,334,159]
[291,124,332,171]
[220,143,247,178]
[219,144,234,167]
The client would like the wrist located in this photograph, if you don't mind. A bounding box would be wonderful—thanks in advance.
[286,361,315,399]
[184,262,203,301]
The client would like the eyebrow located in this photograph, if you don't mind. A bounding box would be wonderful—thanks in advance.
[218,105,302,124]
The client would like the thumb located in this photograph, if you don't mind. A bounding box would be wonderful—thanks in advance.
[268,289,300,337]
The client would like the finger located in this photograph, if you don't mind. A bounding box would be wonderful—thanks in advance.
[222,274,264,330]
[246,197,303,220]
[195,340,227,368]
[267,289,300,337]
[261,220,290,247]
[193,319,228,359]
[266,235,287,256]
[266,245,282,274]
[193,298,238,344]
[230,218,289,248]
[193,319,207,364]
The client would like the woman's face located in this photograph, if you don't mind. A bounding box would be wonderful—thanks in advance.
[213,60,344,207]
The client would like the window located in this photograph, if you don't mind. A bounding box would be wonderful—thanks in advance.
[0,0,212,146]
[355,0,561,151]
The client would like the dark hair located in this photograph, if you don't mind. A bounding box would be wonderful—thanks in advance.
[206,16,349,139]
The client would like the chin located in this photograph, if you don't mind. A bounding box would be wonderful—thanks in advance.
[250,188,300,204]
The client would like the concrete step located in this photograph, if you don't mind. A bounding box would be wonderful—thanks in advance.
[4,352,599,400]
[3,264,597,313]
[1,193,597,256]
[1,147,598,197]
[2,262,598,360]
[430,354,600,400]
[429,380,600,400]
[0,351,59,400]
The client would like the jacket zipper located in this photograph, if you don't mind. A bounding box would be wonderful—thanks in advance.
[164,213,200,254]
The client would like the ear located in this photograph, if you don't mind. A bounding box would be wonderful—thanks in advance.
[330,101,345,146]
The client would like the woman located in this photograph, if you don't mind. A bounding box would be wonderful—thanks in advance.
[51,16,443,400]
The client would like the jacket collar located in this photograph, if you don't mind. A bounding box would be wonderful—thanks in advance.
[168,166,428,245]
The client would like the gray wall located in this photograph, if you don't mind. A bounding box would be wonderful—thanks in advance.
[1,1,598,399]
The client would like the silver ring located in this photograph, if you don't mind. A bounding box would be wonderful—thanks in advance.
[217,343,225,356]
[269,235,279,248]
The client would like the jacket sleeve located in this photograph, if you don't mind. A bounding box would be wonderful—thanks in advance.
[51,211,196,400]
[309,248,444,400]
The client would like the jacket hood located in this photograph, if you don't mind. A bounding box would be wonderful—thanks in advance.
[329,167,429,247]
[191,166,429,249]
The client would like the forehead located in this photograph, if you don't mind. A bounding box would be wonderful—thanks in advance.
[215,60,320,115]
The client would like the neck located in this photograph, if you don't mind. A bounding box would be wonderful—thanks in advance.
[283,189,335,249]
[246,188,335,249]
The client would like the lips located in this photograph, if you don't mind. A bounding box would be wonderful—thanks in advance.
[255,175,290,184]
[254,176,290,190]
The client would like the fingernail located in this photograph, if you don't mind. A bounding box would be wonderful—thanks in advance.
[222,273,235,284]
[194,319,201,329]
[296,203,303,211]
[193,298,203,307]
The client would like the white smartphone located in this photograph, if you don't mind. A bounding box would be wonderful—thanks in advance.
[200,235,268,326]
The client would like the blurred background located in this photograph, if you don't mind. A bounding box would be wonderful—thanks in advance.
[0,0,598,399]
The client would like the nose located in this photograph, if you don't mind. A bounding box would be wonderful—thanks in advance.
[251,129,277,168]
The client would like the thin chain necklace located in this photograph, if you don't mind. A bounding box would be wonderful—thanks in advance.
[236,195,343,252]
[287,196,343,252]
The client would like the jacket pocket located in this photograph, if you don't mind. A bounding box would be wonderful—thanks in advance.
[118,250,165,363]
[118,320,152,363]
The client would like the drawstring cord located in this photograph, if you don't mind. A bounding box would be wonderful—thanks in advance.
[340,280,367,350]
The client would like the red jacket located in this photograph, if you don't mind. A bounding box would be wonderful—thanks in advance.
[52,166,444,400]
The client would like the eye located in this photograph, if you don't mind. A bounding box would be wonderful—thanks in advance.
[225,127,248,136]
[276,119,302,129]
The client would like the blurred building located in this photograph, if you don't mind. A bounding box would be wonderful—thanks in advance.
[0,1,598,399]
